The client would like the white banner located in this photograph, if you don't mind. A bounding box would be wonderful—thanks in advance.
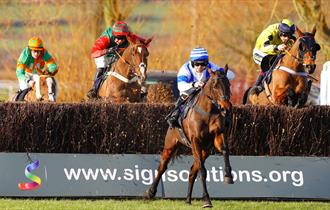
[0,153,330,200]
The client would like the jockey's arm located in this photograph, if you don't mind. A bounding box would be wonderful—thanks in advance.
[43,50,58,76]
[177,63,195,94]
[260,41,278,55]
[16,64,28,81]
[255,25,279,55]
[91,36,111,58]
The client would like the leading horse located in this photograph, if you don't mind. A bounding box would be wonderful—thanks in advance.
[98,37,152,102]
[144,66,234,208]
[243,27,320,107]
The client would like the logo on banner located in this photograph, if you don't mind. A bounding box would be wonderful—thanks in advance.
[18,160,42,190]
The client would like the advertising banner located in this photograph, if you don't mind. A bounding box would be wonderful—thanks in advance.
[0,153,329,199]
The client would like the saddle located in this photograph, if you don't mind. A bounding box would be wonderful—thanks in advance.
[262,54,285,85]
[178,89,201,127]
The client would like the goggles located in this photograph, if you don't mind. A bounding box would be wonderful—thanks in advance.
[193,61,208,67]
[113,35,126,40]
[279,32,291,37]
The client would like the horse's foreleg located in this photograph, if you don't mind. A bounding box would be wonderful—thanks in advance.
[46,77,56,102]
[295,80,312,108]
[214,133,234,184]
[144,136,178,199]
[185,150,208,205]
[191,141,212,208]
[32,74,42,100]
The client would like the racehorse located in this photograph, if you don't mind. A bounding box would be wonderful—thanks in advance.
[144,66,234,208]
[14,74,57,102]
[98,37,152,102]
[243,27,320,107]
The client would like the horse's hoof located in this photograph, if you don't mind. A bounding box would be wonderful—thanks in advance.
[224,176,234,184]
[202,202,213,208]
[143,188,156,199]
[185,200,191,205]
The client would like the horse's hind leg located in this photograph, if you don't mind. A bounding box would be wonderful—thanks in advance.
[214,133,234,184]
[144,129,179,199]
[185,149,209,206]
[191,141,212,208]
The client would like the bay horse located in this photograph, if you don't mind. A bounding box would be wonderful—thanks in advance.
[14,74,57,102]
[98,37,152,102]
[144,66,234,208]
[243,27,320,107]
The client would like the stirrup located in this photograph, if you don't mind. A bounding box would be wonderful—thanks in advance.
[167,118,179,128]
[250,85,263,95]
[87,89,98,99]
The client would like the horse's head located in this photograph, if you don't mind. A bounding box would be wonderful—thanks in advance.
[205,65,231,109]
[126,37,152,86]
[295,26,321,74]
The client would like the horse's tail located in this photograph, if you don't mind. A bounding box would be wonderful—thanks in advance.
[242,87,252,104]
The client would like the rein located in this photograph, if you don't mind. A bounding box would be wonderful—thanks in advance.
[109,43,145,83]
[283,36,316,66]
[193,78,230,117]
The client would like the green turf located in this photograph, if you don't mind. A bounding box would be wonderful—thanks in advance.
[0,199,329,210]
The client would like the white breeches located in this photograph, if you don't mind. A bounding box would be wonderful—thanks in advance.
[94,55,111,68]
[252,48,268,65]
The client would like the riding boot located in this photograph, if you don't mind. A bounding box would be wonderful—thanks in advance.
[87,67,106,99]
[250,73,265,95]
[166,97,185,128]
[14,88,31,101]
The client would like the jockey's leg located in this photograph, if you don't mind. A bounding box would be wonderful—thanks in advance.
[250,72,265,95]
[46,77,55,102]
[87,68,106,99]
[32,74,42,100]
[166,96,186,128]
[87,55,109,99]
[15,75,33,101]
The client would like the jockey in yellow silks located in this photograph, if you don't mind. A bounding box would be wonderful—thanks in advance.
[251,19,296,94]
[16,36,58,101]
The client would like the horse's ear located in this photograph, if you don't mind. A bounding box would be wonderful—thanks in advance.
[223,64,228,76]
[126,35,134,44]
[144,37,153,47]
[296,26,303,38]
[312,25,317,36]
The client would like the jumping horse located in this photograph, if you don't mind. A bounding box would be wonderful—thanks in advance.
[98,37,152,102]
[14,74,57,102]
[144,66,234,208]
[243,27,320,107]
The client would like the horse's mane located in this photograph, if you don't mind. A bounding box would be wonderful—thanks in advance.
[204,70,231,100]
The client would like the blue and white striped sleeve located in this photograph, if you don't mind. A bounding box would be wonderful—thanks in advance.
[177,63,194,94]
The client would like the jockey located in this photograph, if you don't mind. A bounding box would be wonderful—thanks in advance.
[251,18,296,94]
[87,21,147,99]
[15,36,58,101]
[166,47,235,128]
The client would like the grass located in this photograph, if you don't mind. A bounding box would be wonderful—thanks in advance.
[0,199,329,210]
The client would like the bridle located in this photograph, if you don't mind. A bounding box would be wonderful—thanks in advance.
[283,35,319,68]
[114,43,148,83]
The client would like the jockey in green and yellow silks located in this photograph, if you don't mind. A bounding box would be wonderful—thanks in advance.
[251,19,296,94]
[16,36,58,101]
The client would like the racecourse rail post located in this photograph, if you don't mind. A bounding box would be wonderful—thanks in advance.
[320,61,330,105]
